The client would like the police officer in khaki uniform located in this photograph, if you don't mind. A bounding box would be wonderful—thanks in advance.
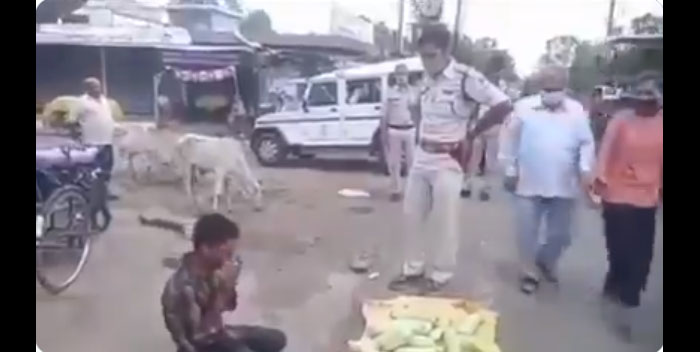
[389,24,513,292]
[382,64,418,201]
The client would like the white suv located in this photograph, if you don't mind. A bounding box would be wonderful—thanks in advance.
[251,58,423,169]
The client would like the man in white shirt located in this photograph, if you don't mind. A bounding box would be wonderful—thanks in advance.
[66,77,117,225]
[381,64,418,201]
[73,77,118,200]
[499,66,595,294]
[72,77,116,180]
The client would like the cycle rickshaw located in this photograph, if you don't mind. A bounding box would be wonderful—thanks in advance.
[36,135,111,294]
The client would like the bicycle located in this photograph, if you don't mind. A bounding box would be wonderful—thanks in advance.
[36,144,109,294]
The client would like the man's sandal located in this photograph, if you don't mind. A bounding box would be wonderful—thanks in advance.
[420,278,450,294]
[388,275,424,292]
[520,275,540,295]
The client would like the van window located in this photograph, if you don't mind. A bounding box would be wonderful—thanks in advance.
[307,82,337,106]
[346,79,381,104]
[388,71,424,87]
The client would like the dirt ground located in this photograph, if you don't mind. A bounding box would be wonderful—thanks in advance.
[36,154,663,352]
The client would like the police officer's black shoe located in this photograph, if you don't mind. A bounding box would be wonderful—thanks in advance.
[536,261,559,284]
[388,275,425,293]
[479,191,491,202]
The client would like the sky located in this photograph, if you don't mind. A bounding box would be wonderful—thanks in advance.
[139,0,662,75]
[241,0,662,75]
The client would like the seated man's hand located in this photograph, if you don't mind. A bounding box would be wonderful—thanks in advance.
[219,259,241,288]
[216,260,241,311]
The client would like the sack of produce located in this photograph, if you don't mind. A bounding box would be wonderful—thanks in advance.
[348,296,501,352]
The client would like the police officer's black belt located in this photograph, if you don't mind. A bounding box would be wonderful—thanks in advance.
[388,124,415,130]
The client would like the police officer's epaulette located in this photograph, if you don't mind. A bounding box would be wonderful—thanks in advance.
[453,63,480,103]
[452,63,473,75]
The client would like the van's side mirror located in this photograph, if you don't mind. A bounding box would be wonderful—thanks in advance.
[302,100,309,113]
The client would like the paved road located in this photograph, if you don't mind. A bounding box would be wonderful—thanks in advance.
[36,161,662,352]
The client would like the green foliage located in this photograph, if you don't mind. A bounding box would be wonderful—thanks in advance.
[631,13,663,35]
[454,36,519,83]
[568,41,606,93]
[224,0,242,11]
[240,10,275,38]
[544,13,663,93]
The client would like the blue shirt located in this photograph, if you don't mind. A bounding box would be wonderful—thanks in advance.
[499,95,594,198]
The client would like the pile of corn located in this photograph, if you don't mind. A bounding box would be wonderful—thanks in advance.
[348,296,500,352]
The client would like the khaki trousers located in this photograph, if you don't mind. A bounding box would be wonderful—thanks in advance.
[386,128,415,194]
[402,161,463,283]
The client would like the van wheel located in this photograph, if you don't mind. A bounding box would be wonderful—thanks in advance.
[253,133,288,166]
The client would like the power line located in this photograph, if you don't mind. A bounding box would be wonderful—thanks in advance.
[653,0,663,8]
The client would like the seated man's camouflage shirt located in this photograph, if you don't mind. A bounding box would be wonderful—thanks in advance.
[161,252,236,352]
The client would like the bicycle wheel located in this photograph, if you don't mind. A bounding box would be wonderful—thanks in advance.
[36,185,93,295]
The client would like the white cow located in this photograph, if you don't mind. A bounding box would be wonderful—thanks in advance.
[175,134,263,212]
[113,122,180,181]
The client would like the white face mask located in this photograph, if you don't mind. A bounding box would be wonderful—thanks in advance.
[541,90,566,107]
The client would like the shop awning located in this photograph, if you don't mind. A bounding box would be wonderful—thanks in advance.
[170,66,236,83]
[161,45,254,68]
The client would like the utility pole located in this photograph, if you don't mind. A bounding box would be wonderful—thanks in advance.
[452,0,464,54]
[606,0,617,36]
[397,0,405,55]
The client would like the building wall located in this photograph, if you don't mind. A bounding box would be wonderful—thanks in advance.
[36,45,161,116]
[36,45,101,103]
[105,47,161,115]
[210,12,237,32]
[168,8,241,33]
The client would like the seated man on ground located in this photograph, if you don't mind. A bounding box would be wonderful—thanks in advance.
[161,213,286,352]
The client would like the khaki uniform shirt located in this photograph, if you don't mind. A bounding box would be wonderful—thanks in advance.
[385,85,418,127]
[414,60,509,170]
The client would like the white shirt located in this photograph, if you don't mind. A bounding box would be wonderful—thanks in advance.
[499,95,595,198]
[384,85,417,126]
[414,60,509,171]
[73,94,115,146]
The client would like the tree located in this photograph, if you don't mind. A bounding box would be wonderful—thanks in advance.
[373,22,393,59]
[36,0,88,23]
[410,0,444,24]
[568,41,607,93]
[453,36,519,84]
[631,13,663,35]
[474,37,497,50]
[224,0,242,12]
[239,10,275,38]
[453,35,474,64]
[564,13,663,93]
[298,54,335,77]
